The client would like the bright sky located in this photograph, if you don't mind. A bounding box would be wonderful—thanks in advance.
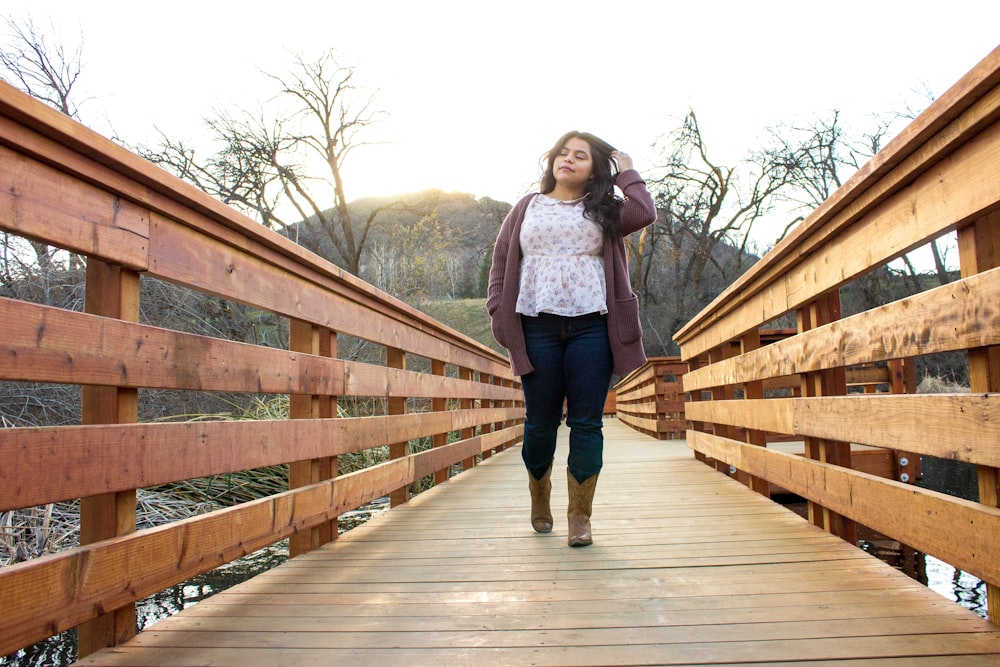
[12,0,1000,211]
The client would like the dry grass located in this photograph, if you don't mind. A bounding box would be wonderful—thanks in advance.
[916,374,971,394]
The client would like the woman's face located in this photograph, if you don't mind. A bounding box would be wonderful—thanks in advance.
[552,136,594,191]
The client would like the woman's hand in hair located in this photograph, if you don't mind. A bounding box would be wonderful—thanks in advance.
[612,150,633,172]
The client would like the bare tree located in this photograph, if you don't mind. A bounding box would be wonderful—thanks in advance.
[142,50,385,275]
[0,15,90,277]
[142,110,292,230]
[761,98,953,290]
[642,110,794,342]
[759,109,893,242]
[0,15,84,118]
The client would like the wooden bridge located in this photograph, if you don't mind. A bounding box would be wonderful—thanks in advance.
[68,421,1000,665]
[2,41,999,667]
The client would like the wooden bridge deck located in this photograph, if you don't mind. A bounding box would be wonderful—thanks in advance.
[74,420,1000,666]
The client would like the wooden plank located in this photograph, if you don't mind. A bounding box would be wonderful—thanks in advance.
[846,364,892,385]
[686,394,1000,466]
[147,213,510,377]
[0,410,522,510]
[108,613,997,648]
[684,265,1000,390]
[168,598,978,627]
[70,638,1000,667]
[0,141,149,269]
[63,420,1000,666]
[688,430,1000,587]
[960,208,1000,623]
[0,458,411,656]
[0,296,521,403]
[78,259,141,656]
[0,421,522,657]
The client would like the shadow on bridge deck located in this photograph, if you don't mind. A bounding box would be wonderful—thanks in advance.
[74,419,1000,666]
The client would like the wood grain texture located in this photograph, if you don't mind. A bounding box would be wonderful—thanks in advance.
[0,425,520,656]
[688,429,1000,588]
[686,394,1000,466]
[64,420,1000,666]
[0,409,524,509]
[683,265,1000,391]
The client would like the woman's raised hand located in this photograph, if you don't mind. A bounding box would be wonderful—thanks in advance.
[612,150,633,171]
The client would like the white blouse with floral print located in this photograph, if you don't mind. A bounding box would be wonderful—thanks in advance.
[515,194,607,317]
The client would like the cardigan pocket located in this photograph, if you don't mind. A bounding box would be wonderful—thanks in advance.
[490,312,509,348]
[614,294,642,344]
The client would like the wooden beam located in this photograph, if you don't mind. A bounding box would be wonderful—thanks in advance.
[431,359,450,486]
[0,407,524,510]
[387,347,408,507]
[289,321,338,557]
[687,430,1000,591]
[958,208,1000,624]
[0,297,521,403]
[77,259,139,657]
[0,142,150,269]
[686,394,1000,466]
[683,265,1000,391]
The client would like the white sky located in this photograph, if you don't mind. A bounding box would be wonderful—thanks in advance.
[12,0,1000,211]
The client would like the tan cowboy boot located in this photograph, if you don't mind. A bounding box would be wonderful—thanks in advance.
[528,466,553,533]
[567,470,599,547]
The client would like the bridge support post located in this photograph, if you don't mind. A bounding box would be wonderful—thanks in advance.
[797,292,857,545]
[710,343,742,478]
[289,320,338,557]
[432,359,450,485]
[77,259,139,658]
[958,210,1000,625]
[741,330,769,497]
[686,355,711,465]
[460,367,476,471]
[387,347,408,507]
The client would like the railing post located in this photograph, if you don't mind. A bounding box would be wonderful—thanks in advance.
[460,367,476,471]
[797,292,857,544]
[741,329,769,497]
[77,259,139,658]
[432,359,449,485]
[482,374,495,460]
[289,320,338,557]
[686,355,711,465]
[387,346,408,507]
[492,374,504,438]
[495,376,509,448]
[708,344,740,477]
[958,210,1000,624]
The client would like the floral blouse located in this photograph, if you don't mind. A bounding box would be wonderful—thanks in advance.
[515,194,607,317]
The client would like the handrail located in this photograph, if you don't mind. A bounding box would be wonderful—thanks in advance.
[614,357,689,439]
[0,80,523,658]
[672,45,1000,624]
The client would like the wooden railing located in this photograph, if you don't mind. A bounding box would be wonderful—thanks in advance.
[0,81,523,658]
[673,46,1000,623]
[614,357,689,439]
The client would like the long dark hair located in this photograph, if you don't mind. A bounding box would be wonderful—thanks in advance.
[539,130,623,235]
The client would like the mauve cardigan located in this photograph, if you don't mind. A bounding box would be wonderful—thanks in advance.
[487,169,657,377]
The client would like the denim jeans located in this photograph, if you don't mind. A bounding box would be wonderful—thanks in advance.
[520,313,613,484]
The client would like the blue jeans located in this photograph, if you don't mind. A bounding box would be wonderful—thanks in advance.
[520,313,613,484]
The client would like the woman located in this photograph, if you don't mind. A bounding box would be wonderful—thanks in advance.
[487,131,657,546]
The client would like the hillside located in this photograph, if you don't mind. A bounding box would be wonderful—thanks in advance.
[417,298,504,355]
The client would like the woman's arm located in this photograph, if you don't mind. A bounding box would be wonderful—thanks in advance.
[616,169,657,235]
